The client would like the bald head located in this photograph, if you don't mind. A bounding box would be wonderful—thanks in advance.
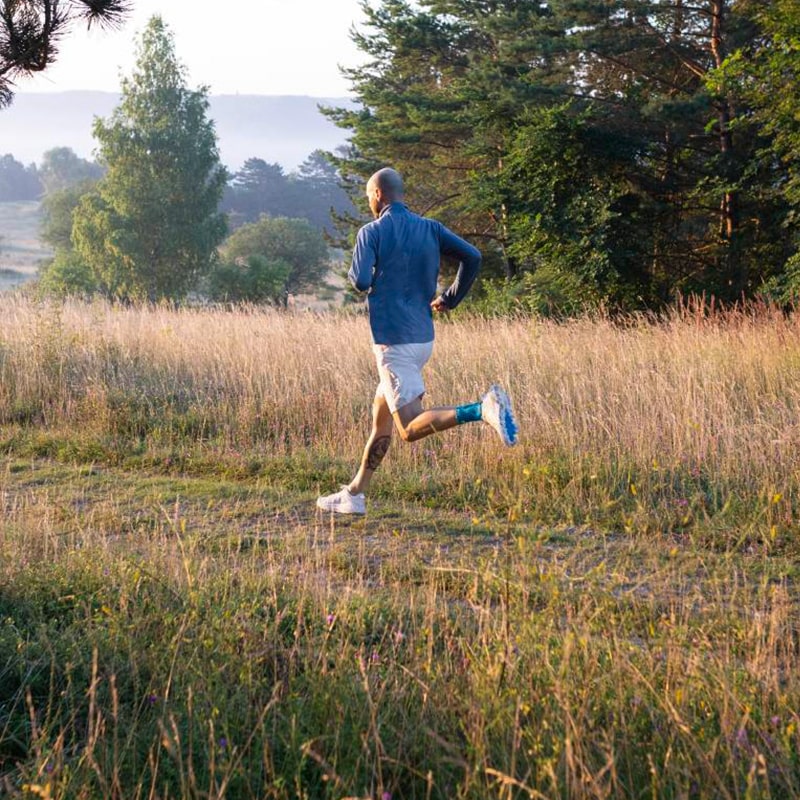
[366,167,405,218]
[369,167,404,197]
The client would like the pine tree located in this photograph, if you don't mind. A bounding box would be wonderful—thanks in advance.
[228,158,291,222]
[330,0,784,309]
[72,16,227,302]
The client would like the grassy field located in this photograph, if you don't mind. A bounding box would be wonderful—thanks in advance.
[0,202,51,291]
[1,296,799,798]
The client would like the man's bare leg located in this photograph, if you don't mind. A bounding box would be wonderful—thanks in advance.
[392,396,459,442]
[348,393,395,495]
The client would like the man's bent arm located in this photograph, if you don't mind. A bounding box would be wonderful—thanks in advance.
[437,225,482,309]
[348,226,377,292]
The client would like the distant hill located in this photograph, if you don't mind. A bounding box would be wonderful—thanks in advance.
[0,92,355,171]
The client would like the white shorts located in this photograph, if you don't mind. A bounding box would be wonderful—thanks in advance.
[373,341,434,414]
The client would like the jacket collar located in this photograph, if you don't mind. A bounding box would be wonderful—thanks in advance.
[379,201,408,217]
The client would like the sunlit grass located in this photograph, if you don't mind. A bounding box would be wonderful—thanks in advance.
[1,295,800,798]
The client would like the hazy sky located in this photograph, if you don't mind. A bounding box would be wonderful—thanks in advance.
[21,0,368,96]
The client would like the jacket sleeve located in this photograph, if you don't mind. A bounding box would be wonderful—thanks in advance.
[437,223,482,309]
[348,225,378,293]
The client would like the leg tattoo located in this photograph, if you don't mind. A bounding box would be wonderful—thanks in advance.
[366,435,391,471]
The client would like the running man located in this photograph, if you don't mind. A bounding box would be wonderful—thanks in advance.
[316,167,517,515]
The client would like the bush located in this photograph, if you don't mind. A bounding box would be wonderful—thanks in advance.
[206,255,292,304]
[222,215,329,295]
[37,251,98,298]
[465,266,597,318]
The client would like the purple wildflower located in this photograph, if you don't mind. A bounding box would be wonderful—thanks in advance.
[735,727,750,749]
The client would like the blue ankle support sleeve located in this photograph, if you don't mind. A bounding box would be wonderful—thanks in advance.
[455,401,482,424]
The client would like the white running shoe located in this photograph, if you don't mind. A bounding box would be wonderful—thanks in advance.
[481,384,519,446]
[316,486,366,515]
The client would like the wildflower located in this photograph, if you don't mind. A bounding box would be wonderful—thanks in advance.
[771,715,781,727]
[735,728,749,749]
[45,762,54,774]
[393,629,405,645]
[371,650,380,663]
[382,793,392,800]
[218,737,228,751]
[148,694,158,706]
[326,613,336,627]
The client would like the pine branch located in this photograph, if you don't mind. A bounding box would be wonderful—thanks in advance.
[74,0,132,30]
[0,0,131,106]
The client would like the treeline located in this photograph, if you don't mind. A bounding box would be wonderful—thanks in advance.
[221,152,352,234]
[2,145,351,234]
[0,148,105,201]
[326,0,800,312]
[0,154,41,201]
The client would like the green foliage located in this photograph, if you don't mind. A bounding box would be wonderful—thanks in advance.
[221,215,329,295]
[294,149,356,233]
[711,0,800,273]
[37,250,99,298]
[466,267,596,319]
[325,0,498,269]
[72,16,227,302]
[501,104,653,307]
[39,180,96,251]
[206,255,292,305]
[331,0,795,311]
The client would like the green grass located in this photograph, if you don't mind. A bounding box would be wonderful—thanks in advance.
[2,444,799,799]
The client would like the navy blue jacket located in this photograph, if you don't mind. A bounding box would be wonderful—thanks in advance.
[348,202,481,345]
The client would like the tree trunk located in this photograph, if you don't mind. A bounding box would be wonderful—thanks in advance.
[709,0,743,293]
[503,250,519,280]
[497,149,518,279]
[499,203,518,280]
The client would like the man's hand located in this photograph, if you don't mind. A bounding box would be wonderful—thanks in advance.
[430,296,449,313]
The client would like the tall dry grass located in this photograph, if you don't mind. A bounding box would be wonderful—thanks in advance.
[2,295,800,534]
